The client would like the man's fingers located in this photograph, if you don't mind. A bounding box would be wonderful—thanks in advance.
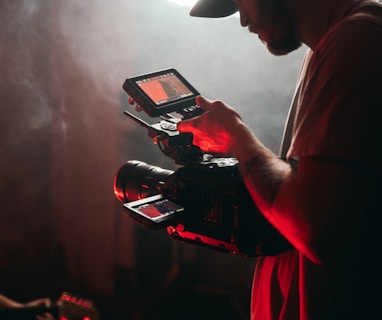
[177,118,196,132]
[196,95,212,110]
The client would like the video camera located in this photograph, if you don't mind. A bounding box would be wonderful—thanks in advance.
[114,68,291,257]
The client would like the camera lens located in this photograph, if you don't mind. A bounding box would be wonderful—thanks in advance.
[114,160,174,202]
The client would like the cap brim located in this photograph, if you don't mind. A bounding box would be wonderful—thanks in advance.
[190,0,238,18]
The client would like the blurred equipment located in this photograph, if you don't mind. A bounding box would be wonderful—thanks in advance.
[0,292,99,320]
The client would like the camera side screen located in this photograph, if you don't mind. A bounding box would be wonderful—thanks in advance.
[123,68,200,116]
[123,194,186,230]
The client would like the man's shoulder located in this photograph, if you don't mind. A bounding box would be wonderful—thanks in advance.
[315,2,382,55]
[317,3,382,57]
[346,0,382,25]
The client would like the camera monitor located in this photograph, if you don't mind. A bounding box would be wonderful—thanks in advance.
[123,194,186,230]
[123,68,200,117]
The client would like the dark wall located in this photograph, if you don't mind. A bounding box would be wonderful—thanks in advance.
[0,1,55,269]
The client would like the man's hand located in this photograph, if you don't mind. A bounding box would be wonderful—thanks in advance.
[177,96,244,154]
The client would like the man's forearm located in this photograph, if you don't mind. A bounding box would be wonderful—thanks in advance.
[229,122,290,211]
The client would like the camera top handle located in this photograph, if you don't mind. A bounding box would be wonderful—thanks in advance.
[123,110,204,165]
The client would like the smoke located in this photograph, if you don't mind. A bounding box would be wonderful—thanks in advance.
[0,1,54,148]
[0,0,306,153]
[56,0,304,152]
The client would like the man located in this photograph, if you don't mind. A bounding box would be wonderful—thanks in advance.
[177,0,382,319]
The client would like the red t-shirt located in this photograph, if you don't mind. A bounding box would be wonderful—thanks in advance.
[251,2,382,319]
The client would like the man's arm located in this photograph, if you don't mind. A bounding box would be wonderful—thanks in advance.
[231,122,378,264]
[178,96,378,264]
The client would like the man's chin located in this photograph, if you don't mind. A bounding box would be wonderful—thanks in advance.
[266,40,302,56]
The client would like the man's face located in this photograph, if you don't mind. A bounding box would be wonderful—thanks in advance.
[233,0,301,55]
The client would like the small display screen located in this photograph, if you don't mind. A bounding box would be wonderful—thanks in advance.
[131,197,185,221]
[135,72,194,106]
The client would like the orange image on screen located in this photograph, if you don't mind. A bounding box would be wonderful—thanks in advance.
[138,74,192,105]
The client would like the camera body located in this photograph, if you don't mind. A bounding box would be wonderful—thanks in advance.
[114,68,291,257]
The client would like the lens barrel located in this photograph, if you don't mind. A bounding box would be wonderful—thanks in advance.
[113,160,174,202]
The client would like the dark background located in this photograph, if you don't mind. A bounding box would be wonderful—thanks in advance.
[0,0,306,318]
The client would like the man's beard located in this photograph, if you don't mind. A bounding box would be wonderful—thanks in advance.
[266,37,302,56]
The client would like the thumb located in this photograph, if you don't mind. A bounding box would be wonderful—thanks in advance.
[196,95,212,110]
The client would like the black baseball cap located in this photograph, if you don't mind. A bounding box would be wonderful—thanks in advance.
[190,0,238,18]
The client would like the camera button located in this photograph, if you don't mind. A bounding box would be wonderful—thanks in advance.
[160,122,177,131]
